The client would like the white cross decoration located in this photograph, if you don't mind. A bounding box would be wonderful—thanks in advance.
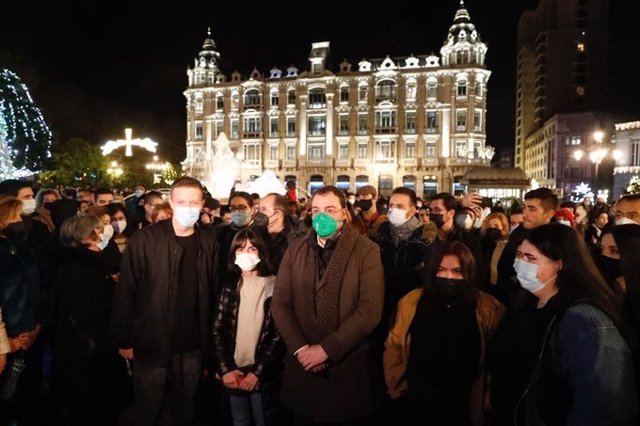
[101,128,158,157]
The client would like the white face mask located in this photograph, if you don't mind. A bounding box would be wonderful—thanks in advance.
[102,223,114,241]
[22,199,36,215]
[173,206,200,228]
[97,231,110,251]
[388,208,410,227]
[616,217,638,226]
[513,258,556,294]
[112,220,127,234]
[235,252,261,271]
[556,219,572,227]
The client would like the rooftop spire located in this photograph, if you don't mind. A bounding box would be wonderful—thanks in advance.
[454,0,471,23]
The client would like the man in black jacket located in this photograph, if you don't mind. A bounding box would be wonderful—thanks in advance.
[112,176,219,426]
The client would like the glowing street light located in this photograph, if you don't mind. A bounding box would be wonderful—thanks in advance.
[107,160,123,177]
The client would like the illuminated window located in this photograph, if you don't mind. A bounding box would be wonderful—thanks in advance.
[576,86,585,96]
[577,42,585,52]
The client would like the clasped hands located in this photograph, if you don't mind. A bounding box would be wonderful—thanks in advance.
[296,344,329,373]
[221,370,260,392]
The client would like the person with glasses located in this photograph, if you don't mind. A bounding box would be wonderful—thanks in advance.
[258,193,307,273]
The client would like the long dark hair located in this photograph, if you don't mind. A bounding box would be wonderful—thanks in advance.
[610,224,640,333]
[524,224,624,328]
[422,240,478,305]
[227,228,271,277]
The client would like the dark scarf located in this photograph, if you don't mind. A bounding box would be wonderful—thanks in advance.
[301,223,359,342]
[390,216,422,246]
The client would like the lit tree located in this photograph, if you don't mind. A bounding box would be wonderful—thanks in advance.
[570,182,594,203]
[0,68,52,176]
[627,176,640,195]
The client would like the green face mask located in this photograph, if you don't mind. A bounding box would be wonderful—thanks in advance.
[312,212,338,238]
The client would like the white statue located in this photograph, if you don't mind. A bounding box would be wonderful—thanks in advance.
[202,132,240,200]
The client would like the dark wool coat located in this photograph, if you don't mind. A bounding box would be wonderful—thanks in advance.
[271,226,384,422]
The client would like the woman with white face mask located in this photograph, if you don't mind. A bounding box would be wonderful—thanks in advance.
[212,229,284,426]
[485,223,638,426]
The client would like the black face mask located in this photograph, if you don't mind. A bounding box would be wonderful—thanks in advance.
[358,199,373,211]
[252,211,269,227]
[433,277,466,304]
[485,228,503,241]
[3,221,27,240]
[429,213,445,228]
[597,253,622,282]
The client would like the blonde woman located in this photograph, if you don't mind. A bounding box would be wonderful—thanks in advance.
[480,212,509,287]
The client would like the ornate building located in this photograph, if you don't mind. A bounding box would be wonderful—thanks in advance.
[183,1,493,198]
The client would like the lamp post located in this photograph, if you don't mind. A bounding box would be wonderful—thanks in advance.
[146,155,169,184]
[571,130,622,198]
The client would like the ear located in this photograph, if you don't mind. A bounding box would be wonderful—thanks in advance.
[555,259,563,273]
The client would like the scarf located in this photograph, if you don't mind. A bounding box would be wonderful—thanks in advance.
[234,275,273,367]
[389,216,422,246]
[301,223,359,342]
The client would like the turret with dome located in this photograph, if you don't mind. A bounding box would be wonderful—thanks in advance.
[440,0,488,66]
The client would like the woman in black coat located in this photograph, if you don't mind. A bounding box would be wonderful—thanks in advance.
[53,214,127,426]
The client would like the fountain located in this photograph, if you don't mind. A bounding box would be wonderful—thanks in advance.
[202,132,241,200]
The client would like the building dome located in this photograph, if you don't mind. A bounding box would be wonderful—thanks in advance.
[440,0,487,66]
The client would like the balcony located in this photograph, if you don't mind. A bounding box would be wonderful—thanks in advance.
[242,132,263,139]
[335,159,351,167]
[421,158,439,166]
[264,160,280,169]
[354,159,369,167]
[375,127,398,135]
[282,159,297,168]
[400,158,418,167]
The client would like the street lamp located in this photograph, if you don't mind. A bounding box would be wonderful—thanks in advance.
[107,160,123,177]
[146,155,169,184]
[571,130,622,194]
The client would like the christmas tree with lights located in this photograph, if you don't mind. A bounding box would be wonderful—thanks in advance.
[0,68,52,179]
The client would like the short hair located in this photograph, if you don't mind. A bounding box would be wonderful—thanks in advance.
[203,197,220,210]
[228,228,271,276]
[0,179,32,197]
[59,213,102,248]
[524,188,557,212]
[265,193,289,212]
[230,191,254,208]
[391,187,418,207]
[107,202,128,219]
[355,185,377,198]
[143,191,163,205]
[134,183,147,191]
[85,205,110,219]
[560,201,577,211]
[430,192,458,212]
[619,194,640,203]
[220,205,231,216]
[0,197,23,233]
[77,188,95,196]
[311,185,347,209]
[250,193,260,201]
[510,207,524,216]
[170,176,204,199]
[95,187,114,197]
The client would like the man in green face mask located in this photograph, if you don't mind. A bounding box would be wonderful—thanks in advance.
[271,185,385,424]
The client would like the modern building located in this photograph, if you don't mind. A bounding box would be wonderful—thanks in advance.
[515,0,609,172]
[613,120,640,199]
[182,1,494,198]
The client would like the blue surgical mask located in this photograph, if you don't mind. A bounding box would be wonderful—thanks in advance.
[231,210,250,227]
[173,206,200,228]
[134,189,145,198]
[513,259,556,294]
[97,231,110,251]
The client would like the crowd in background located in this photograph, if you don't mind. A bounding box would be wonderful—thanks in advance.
[1,175,640,426]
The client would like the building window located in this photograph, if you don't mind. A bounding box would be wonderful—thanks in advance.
[270,118,279,137]
[339,144,348,160]
[195,98,203,113]
[232,92,239,109]
[359,85,368,102]
[375,110,397,133]
[405,142,416,158]
[425,141,436,157]
[243,117,262,138]
[474,111,482,131]
[406,82,417,100]
[287,118,296,137]
[565,135,582,145]
[287,90,296,105]
[244,89,261,109]
[631,138,640,166]
[426,111,437,133]
[339,115,349,135]
[427,81,437,99]
[340,86,349,103]
[243,143,261,162]
[577,42,585,52]
[308,144,325,161]
[457,81,467,97]
[195,123,203,140]
[376,79,396,102]
[456,140,467,158]
[476,81,484,97]
[358,114,368,135]
[358,142,367,158]
[308,88,327,109]
[270,92,279,107]
[230,120,239,139]
[576,86,585,96]
[456,110,466,131]
[215,121,223,139]
[375,140,396,159]
[269,145,278,161]
[286,145,295,160]
[216,96,224,110]
[308,116,326,136]
[406,112,416,134]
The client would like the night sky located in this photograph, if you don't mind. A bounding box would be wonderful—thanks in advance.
[1,0,638,163]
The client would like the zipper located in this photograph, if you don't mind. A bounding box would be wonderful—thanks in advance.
[513,314,557,426]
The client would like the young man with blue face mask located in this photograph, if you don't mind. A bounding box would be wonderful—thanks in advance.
[271,185,384,424]
[112,176,219,426]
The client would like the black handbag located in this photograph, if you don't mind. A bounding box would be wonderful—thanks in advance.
[0,351,27,401]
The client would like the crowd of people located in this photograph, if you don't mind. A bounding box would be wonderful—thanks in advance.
[1,175,640,426]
